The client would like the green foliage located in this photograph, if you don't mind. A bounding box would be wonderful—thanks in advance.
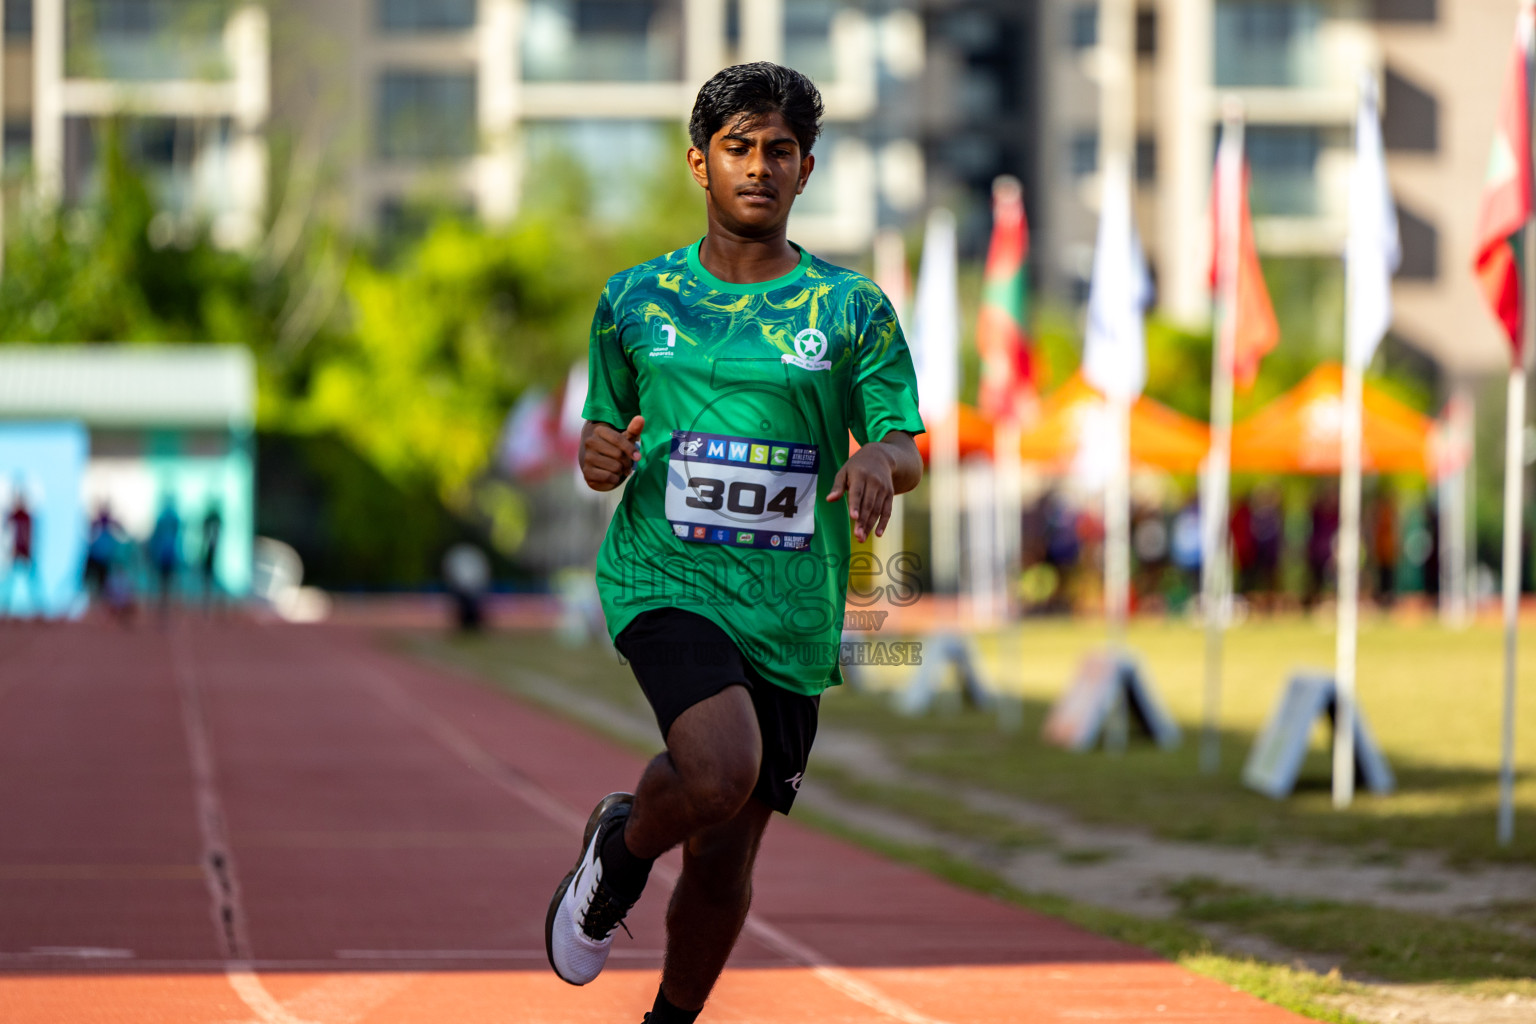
[0,119,702,582]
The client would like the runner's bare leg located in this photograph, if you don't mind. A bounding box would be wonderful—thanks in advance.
[623,684,762,860]
[659,798,772,1011]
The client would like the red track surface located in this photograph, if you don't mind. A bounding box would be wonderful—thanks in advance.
[0,620,1312,1023]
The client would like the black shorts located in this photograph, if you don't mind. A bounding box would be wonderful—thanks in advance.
[615,608,819,815]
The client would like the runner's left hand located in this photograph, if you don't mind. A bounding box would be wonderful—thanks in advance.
[827,446,896,544]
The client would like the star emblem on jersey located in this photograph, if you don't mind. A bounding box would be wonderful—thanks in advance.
[782,328,831,372]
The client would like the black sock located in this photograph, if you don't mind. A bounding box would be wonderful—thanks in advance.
[648,985,701,1024]
[599,817,653,901]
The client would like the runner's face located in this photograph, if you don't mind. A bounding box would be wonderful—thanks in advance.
[689,112,814,237]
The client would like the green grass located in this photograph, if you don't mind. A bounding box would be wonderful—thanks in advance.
[826,616,1536,865]
[400,620,1536,863]
[1167,877,1536,993]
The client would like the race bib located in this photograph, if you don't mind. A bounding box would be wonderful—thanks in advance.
[665,430,818,551]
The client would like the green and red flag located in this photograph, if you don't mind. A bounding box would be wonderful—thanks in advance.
[1474,2,1534,360]
[976,176,1036,424]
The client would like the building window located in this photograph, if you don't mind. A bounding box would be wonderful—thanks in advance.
[1245,125,1321,216]
[3,118,30,169]
[62,115,235,214]
[1135,135,1156,183]
[5,0,32,39]
[377,0,475,32]
[376,70,477,161]
[1382,66,1438,153]
[66,0,232,80]
[1070,130,1099,178]
[1396,205,1437,281]
[521,119,670,219]
[521,0,683,83]
[1069,4,1097,49]
[1135,6,1156,57]
[1213,1,1322,88]
[785,0,838,83]
[1374,0,1436,23]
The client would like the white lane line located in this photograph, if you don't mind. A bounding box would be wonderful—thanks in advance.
[170,625,323,1024]
[333,948,665,960]
[226,969,324,1024]
[357,659,956,1024]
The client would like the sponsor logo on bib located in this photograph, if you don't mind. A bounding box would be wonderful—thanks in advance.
[782,328,832,372]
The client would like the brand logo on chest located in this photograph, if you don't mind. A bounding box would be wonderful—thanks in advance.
[648,323,677,358]
[782,328,831,372]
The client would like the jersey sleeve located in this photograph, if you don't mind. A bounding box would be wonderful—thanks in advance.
[849,286,925,446]
[581,285,639,428]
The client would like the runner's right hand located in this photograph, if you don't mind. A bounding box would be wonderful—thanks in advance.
[580,416,644,491]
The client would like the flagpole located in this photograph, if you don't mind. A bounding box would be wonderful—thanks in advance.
[1201,100,1244,774]
[1334,71,1367,807]
[1498,232,1532,846]
[1333,356,1366,807]
[872,229,910,599]
[1499,333,1527,846]
[1495,13,1536,849]
[1334,73,1397,809]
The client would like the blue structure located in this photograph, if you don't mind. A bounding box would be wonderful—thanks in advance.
[0,421,88,617]
[0,346,255,611]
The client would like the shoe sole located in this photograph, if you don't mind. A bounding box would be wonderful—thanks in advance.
[544,791,633,985]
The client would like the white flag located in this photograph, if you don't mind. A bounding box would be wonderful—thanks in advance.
[1082,157,1152,401]
[1345,73,1401,369]
[909,207,959,419]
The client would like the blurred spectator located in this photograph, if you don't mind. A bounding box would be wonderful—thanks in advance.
[1417,498,1441,601]
[3,487,42,616]
[1248,484,1285,614]
[84,503,118,597]
[1041,490,1081,612]
[1132,500,1170,611]
[1370,484,1398,609]
[442,542,490,631]
[1305,483,1340,610]
[1229,492,1256,595]
[200,503,223,609]
[1169,497,1202,611]
[148,497,182,617]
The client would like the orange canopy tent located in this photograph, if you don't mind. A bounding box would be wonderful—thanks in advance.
[1013,373,1211,473]
[911,403,996,462]
[1230,363,1434,475]
[908,376,1210,472]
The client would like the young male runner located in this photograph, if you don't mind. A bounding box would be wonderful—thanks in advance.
[546,62,924,1024]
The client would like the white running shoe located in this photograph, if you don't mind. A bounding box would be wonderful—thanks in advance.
[545,792,639,985]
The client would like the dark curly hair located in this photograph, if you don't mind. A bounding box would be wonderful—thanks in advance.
[688,62,824,156]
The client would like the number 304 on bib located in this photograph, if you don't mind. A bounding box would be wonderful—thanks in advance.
[665,431,819,551]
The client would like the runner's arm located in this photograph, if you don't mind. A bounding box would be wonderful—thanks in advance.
[827,430,921,543]
[580,416,645,491]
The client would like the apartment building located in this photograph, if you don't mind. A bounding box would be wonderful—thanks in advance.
[2,0,269,247]
[1040,0,1516,379]
[1,0,933,259]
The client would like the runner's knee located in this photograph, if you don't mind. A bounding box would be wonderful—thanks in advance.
[679,753,757,823]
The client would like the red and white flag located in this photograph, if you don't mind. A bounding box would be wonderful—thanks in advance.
[1474,3,1535,360]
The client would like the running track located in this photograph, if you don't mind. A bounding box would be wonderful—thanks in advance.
[0,620,1311,1023]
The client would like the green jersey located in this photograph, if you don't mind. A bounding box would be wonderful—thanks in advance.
[583,239,924,696]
